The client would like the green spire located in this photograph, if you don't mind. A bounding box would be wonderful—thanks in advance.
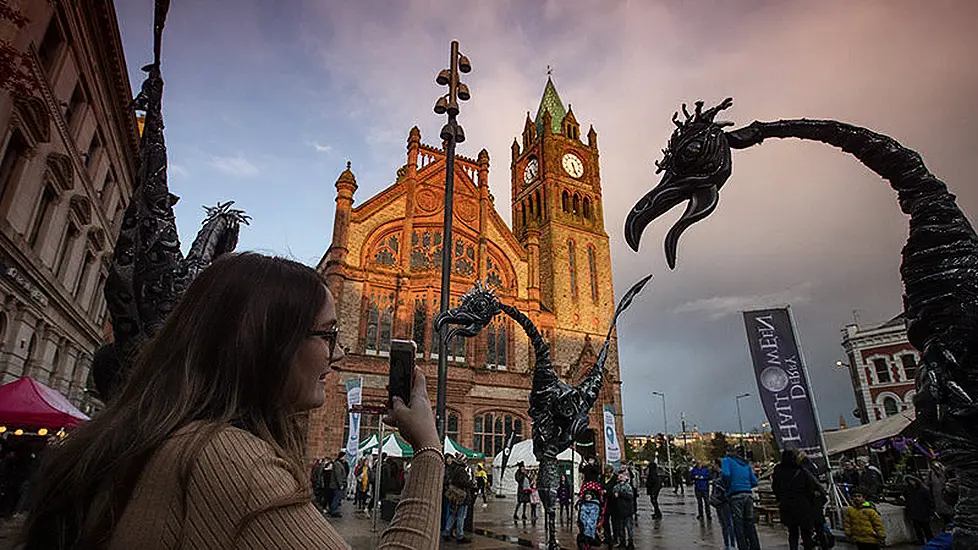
[534,76,566,136]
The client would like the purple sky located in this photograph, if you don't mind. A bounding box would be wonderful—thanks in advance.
[114,0,978,435]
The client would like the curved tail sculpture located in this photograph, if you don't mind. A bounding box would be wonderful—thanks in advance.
[624,98,978,548]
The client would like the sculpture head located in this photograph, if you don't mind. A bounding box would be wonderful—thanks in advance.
[624,98,735,268]
[432,282,501,340]
[201,201,251,257]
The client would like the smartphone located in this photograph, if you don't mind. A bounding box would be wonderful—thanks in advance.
[388,340,416,409]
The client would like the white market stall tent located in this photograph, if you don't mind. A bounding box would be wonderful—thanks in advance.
[823,408,915,456]
[491,439,583,497]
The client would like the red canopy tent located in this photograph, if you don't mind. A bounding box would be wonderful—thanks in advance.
[0,377,89,428]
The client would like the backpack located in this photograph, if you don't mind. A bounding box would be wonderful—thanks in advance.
[709,479,728,508]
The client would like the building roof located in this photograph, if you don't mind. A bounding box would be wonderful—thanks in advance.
[875,312,906,330]
[534,77,566,136]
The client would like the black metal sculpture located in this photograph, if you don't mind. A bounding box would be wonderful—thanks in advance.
[624,98,978,548]
[435,276,651,549]
[92,0,248,402]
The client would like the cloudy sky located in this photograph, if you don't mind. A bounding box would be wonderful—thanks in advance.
[114,0,978,436]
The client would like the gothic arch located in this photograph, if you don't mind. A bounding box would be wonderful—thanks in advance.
[572,193,581,216]
[561,190,569,213]
[87,226,105,251]
[582,196,592,220]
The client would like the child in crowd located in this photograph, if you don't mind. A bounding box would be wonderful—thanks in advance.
[844,490,885,550]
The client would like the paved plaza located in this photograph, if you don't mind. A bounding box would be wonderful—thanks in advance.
[327,491,919,549]
[0,491,920,549]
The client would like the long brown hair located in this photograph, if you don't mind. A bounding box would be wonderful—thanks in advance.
[21,253,329,549]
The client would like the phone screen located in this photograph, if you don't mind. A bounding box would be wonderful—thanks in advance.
[388,340,416,409]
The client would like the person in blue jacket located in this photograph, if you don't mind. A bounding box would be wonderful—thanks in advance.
[722,446,760,550]
[690,461,712,521]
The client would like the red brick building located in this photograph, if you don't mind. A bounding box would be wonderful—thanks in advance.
[306,79,625,462]
[840,314,917,424]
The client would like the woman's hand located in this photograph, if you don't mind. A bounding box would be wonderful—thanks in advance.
[384,367,440,450]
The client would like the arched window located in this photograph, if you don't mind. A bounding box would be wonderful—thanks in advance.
[447,412,460,442]
[583,197,592,220]
[883,397,899,417]
[373,234,399,267]
[568,240,577,298]
[572,194,580,216]
[520,202,527,228]
[528,195,534,216]
[486,320,508,370]
[561,190,569,213]
[587,246,598,301]
[412,299,427,357]
[364,296,393,355]
[535,190,542,220]
[473,412,524,457]
[446,299,466,363]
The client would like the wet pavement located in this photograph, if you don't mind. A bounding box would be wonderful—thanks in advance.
[0,491,921,549]
[328,490,921,549]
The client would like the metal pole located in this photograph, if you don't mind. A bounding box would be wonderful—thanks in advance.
[435,40,461,439]
[787,305,845,525]
[735,393,750,448]
[371,415,385,533]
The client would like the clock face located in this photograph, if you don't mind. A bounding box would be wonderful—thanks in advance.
[562,153,584,178]
[523,157,539,185]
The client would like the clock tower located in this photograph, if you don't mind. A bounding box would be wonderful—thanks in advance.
[510,77,622,451]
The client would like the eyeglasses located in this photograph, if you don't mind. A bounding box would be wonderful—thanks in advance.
[308,326,339,363]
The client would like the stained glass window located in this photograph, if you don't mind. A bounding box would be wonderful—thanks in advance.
[364,295,393,355]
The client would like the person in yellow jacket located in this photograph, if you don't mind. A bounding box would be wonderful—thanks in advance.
[474,463,490,506]
[844,490,885,550]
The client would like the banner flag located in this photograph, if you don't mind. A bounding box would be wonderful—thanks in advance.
[603,404,622,468]
[743,307,826,471]
[498,429,518,481]
[344,377,363,470]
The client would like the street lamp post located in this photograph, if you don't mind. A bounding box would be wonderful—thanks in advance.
[652,391,672,489]
[735,393,750,448]
[432,40,472,438]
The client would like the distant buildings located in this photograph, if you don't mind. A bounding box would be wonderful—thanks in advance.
[0,1,138,413]
[840,314,916,425]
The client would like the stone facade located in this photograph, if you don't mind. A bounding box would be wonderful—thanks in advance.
[840,314,917,424]
[0,0,138,415]
[309,79,626,462]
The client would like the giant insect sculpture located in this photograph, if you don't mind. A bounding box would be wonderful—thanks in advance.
[624,98,978,548]
[91,0,249,402]
[435,276,650,549]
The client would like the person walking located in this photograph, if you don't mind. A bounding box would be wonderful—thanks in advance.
[902,474,935,544]
[328,451,348,517]
[844,489,885,550]
[474,463,490,506]
[442,454,474,544]
[514,462,531,521]
[557,475,573,524]
[690,460,712,521]
[772,449,824,550]
[602,467,618,545]
[645,462,662,519]
[722,445,761,550]
[611,471,636,549]
[710,459,736,550]
[672,464,686,495]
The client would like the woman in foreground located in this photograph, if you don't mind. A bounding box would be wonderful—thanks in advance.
[20,253,444,549]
